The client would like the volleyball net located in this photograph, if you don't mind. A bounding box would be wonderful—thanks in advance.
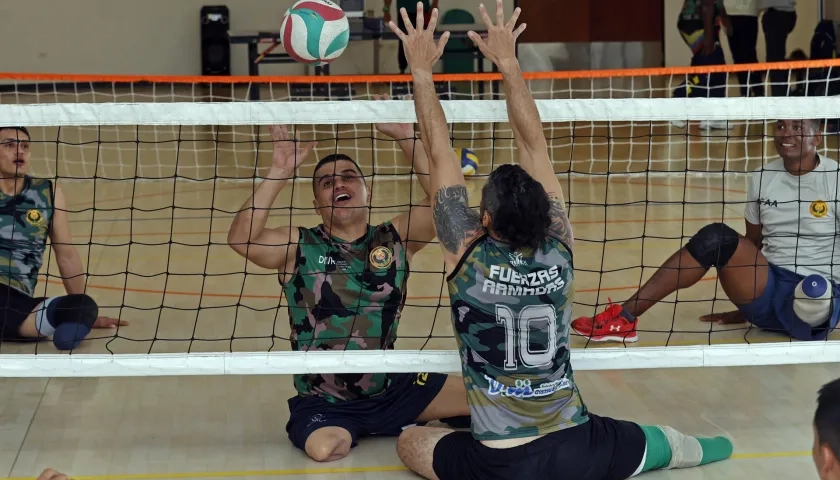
[3,60,840,377]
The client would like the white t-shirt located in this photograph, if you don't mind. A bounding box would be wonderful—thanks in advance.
[725,0,758,16]
[745,156,840,282]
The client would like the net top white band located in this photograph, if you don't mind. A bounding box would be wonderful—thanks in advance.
[1,97,838,126]
[2,342,840,377]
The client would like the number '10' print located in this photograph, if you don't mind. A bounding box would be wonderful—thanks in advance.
[495,304,557,370]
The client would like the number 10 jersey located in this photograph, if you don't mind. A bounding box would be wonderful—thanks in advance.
[446,233,589,441]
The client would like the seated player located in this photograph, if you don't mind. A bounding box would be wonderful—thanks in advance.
[573,118,840,344]
[814,377,840,480]
[388,3,733,478]
[0,127,124,350]
[226,117,470,463]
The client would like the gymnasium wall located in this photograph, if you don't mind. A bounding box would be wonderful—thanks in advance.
[664,0,822,67]
[0,0,511,77]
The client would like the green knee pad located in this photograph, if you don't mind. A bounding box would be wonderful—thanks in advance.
[639,425,733,473]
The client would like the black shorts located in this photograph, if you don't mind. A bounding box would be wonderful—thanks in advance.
[285,372,448,450]
[0,283,46,341]
[433,414,647,480]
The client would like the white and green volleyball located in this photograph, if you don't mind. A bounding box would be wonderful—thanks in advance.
[280,0,350,65]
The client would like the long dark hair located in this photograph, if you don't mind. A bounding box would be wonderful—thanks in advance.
[481,164,551,250]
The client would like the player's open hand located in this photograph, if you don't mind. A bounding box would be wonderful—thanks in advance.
[468,0,526,69]
[388,3,449,74]
[93,315,128,329]
[267,125,317,179]
[37,468,72,480]
[372,93,415,139]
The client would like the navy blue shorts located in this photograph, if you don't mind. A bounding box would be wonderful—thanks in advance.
[432,414,646,480]
[736,264,840,341]
[285,372,448,450]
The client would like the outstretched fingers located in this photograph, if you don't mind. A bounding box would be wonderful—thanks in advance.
[513,22,527,39]
[436,31,451,59]
[400,7,415,34]
[506,7,522,31]
[495,0,505,25]
[478,3,495,28]
[467,30,488,53]
[425,6,439,32]
[416,5,425,31]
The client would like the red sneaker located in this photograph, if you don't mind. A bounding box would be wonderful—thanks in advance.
[572,300,639,343]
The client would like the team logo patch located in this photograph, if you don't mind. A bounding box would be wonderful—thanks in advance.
[25,209,43,226]
[369,246,393,269]
[810,200,829,218]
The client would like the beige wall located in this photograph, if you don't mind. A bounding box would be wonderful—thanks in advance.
[0,0,510,77]
[664,0,822,67]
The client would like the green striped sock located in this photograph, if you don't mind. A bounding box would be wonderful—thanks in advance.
[639,425,733,472]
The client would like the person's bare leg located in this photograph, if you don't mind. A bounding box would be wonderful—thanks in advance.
[397,426,454,480]
[303,426,353,462]
[414,375,470,423]
[623,234,769,318]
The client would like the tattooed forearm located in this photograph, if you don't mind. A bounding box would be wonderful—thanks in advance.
[548,196,574,248]
[433,185,483,254]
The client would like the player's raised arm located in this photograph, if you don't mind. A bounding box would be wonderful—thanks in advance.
[374,94,437,258]
[227,125,316,271]
[388,4,483,269]
[468,0,573,248]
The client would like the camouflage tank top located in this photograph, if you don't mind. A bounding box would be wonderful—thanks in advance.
[0,177,54,297]
[446,233,588,440]
[283,221,409,402]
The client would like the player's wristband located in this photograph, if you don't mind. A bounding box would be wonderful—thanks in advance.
[382,6,390,12]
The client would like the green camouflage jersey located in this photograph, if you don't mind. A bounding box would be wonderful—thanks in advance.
[0,177,53,297]
[680,0,723,20]
[447,233,588,440]
[283,221,408,403]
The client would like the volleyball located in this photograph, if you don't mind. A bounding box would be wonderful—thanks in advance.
[456,148,479,176]
[280,0,350,65]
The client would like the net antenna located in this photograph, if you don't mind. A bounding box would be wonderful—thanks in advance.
[2,63,840,378]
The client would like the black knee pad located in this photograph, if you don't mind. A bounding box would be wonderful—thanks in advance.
[47,294,98,328]
[684,222,741,270]
[47,294,98,351]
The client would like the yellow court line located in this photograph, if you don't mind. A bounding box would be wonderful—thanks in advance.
[1,452,812,480]
[731,451,811,459]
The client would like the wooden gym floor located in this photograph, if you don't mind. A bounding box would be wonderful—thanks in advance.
[0,120,835,479]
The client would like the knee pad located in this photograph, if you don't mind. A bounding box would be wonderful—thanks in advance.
[684,223,741,270]
[794,274,834,327]
[35,294,98,350]
[657,425,704,469]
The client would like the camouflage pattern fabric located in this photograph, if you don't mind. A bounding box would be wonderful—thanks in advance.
[447,234,588,440]
[680,0,723,20]
[283,221,408,402]
[0,177,53,297]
